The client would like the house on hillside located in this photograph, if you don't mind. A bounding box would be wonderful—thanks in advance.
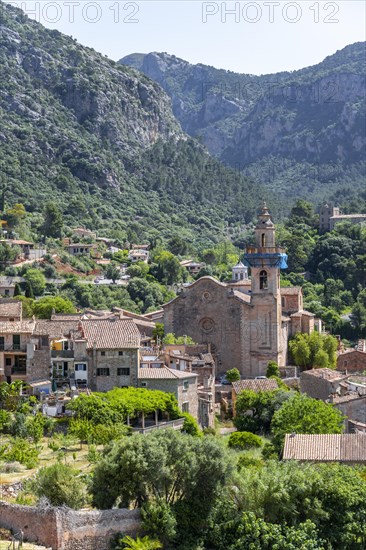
[66,243,95,256]
[138,365,198,418]
[81,317,141,392]
[337,340,366,373]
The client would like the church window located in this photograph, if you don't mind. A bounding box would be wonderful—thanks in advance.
[259,270,268,290]
[261,233,266,247]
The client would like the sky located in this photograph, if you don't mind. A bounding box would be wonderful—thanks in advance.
[6,0,366,74]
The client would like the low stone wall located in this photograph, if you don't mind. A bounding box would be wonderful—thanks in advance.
[0,501,141,550]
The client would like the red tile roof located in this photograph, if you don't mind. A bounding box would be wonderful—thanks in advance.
[138,366,197,380]
[232,378,279,394]
[81,318,140,349]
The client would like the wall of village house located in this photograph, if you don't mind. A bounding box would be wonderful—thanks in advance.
[337,351,366,373]
[0,501,140,550]
[333,396,366,428]
[88,348,139,392]
[282,294,301,313]
[138,377,199,419]
[26,349,50,382]
[300,372,342,401]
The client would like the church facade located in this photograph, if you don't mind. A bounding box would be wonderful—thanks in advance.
[163,204,317,377]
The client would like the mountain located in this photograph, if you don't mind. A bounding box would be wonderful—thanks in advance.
[0,2,269,248]
[120,45,366,203]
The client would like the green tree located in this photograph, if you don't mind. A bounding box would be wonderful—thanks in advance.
[5,203,26,229]
[234,390,293,434]
[271,394,344,453]
[24,269,46,296]
[289,331,337,369]
[266,361,280,378]
[42,202,63,238]
[33,296,76,318]
[30,463,88,508]
[92,430,232,537]
[13,282,22,296]
[0,242,19,265]
[226,368,240,383]
[152,322,164,342]
[105,263,121,283]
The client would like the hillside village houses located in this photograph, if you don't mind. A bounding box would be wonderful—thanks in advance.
[164,203,321,377]
[1,204,365,430]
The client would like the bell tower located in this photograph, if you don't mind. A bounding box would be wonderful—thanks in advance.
[244,203,288,374]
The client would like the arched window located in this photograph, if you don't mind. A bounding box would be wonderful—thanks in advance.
[259,270,268,290]
[261,233,266,247]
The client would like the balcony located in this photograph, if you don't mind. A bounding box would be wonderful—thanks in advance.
[51,350,74,359]
[0,344,27,353]
[244,247,288,269]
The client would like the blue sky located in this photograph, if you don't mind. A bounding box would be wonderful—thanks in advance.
[8,1,366,73]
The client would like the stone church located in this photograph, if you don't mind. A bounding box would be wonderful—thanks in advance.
[163,204,318,377]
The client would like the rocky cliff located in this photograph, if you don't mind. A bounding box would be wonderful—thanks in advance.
[121,45,366,201]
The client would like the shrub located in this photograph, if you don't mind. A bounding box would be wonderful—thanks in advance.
[262,442,278,460]
[228,431,263,450]
[237,455,264,471]
[30,463,88,509]
[181,413,202,437]
[0,410,11,432]
[266,361,280,378]
[141,499,177,546]
[0,438,40,468]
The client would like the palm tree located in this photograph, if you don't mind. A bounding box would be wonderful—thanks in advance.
[119,535,162,550]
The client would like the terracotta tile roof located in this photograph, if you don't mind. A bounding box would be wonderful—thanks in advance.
[280,286,301,295]
[81,318,140,349]
[283,433,366,462]
[0,319,35,334]
[138,366,197,380]
[232,378,279,394]
[0,299,22,318]
[35,320,81,339]
[301,368,346,381]
[51,313,83,321]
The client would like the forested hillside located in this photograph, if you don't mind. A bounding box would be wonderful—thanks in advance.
[0,2,269,248]
[121,44,366,204]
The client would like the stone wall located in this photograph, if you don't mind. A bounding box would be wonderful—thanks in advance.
[0,501,141,550]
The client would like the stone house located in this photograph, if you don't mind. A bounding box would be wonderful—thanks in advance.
[300,368,348,401]
[337,340,366,373]
[138,366,198,418]
[81,317,141,392]
[180,259,204,276]
[319,202,366,232]
[163,204,317,378]
[0,323,50,389]
[66,243,94,256]
[35,319,88,389]
[72,227,97,240]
